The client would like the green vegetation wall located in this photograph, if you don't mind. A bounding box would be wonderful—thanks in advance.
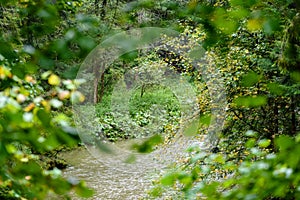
[0,0,299,199]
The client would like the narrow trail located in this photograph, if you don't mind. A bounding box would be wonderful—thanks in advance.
[58,135,207,199]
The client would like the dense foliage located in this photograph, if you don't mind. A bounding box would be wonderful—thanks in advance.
[0,0,299,199]
[0,0,96,198]
[143,0,300,199]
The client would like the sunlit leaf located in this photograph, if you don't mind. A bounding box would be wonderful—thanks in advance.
[48,74,61,86]
[212,8,238,34]
[246,138,256,148]
[258,139,271,148]
[247,19,263,31]
[42,71,52,79]
[5,144,17,154]
[0,66,12,79]
[161,172,177,186]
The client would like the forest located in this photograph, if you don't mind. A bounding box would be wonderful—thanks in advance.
[0,0,299,199]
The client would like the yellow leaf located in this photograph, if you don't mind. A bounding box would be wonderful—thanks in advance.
[41,100,50,111]
[0,66,12,79]
[247,19,262,31]
[20,157,29,162]
[48,74,61,86]
[24,103,35,112]
[25,75,36,83]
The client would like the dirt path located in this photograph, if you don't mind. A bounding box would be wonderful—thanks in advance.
[58,135,207,199]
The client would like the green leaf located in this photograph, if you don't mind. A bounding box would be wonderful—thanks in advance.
[178,174,192,185]
[212,153,225,164]
[275,135,295,150]
[161,172,177,186]
[291,72,300,82]
[245,130,257,137]
[212,8,238,34]
[75,181,94,198]
[11,64,26,79]
[42,134,60,151]
[120,50,139,61]
[12,161,42,177]
[0,40,18,60]
[50,178,72,195]
[267,83,285,95]
[78,36,96,51]
[5,144,17,154]
[199,114,212,126]
[183,117,200,136]
[95,140,114,154]
[241,72,261,87]
[38,56,55,70]
[229,8,249,19]
[191,152,207,163]
[263,18,280,34]
[62,66,79,79]
[132,134,163,153]
[37,109,51,127]
[234,95,267,107]
[246,138,256,148]
[125,154,136,164]
[258,139,271,148]
[229,0,258,8]
[149,186,164,197]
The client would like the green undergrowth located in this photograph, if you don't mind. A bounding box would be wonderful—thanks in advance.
[149,132,300,200]
[95,85,181,142]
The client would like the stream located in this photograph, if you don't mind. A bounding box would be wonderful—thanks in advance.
[56,135,207,199]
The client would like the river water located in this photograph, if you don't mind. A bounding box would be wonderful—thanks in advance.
[57,135,206,199]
